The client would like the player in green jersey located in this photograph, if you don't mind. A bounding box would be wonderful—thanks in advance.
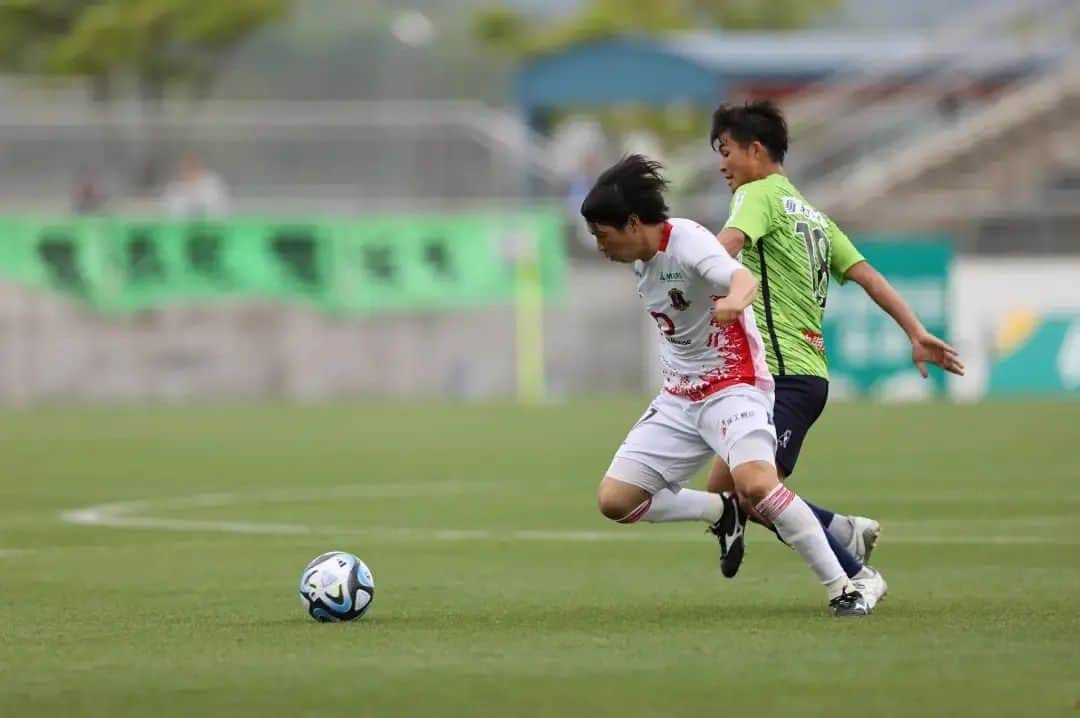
[704,100,965,605]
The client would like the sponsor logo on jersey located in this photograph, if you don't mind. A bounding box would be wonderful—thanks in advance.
[720,409,756,437]
[781,196,828,227]
[668,288,691,311]
[659,271,685,282]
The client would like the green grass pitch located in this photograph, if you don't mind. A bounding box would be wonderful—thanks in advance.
[1,399,1077,717]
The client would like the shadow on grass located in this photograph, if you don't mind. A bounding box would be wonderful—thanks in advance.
[223,613,434,629]
[237,600,871,633]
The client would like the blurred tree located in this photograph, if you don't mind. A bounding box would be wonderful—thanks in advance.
[0,0,291,187]
[713,0,841,31]
[0,1,107,96]
[49,0,292,103]
[473,0,840,58]
[0,0,291,100]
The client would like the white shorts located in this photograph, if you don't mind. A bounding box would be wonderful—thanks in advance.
[606,387,777,495]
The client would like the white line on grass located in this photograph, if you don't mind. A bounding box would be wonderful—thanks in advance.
[52,487,1080,547]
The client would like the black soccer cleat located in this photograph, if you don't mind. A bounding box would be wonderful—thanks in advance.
[706,492,747,578]
[720,528,745,579]
[829,589,872,617]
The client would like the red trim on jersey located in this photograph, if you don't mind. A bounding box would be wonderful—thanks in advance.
[802,330,826,352]
[658,221,673,252]
[664,321,758,402]
[665,375,755,402]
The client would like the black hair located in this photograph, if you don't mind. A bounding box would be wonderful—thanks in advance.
[709,99,788,163]
[580,154,670,228]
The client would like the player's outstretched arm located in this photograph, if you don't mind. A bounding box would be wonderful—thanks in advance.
[844,261,965,378]
[712,268,758,325]
[716,228,747,257]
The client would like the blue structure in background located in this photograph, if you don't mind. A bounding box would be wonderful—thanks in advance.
[514,33,928,130]
[516,38,726,112]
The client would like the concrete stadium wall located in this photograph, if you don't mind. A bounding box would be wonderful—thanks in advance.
[0,265,646,405]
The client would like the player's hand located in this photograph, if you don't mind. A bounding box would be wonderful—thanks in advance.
[712,299,741,325]
[911,331,965,377]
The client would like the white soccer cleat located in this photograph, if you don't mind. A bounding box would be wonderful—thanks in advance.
[846,516,881,564]
[851,567,888,610]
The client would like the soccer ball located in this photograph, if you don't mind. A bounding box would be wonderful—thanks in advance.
[298,551,375,622]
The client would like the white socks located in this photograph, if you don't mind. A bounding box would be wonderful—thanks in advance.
[617,488,725,524]
[755,484,849,597]
[826,514,855,546]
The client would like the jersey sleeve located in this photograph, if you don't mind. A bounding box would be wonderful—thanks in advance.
[722,181,773,247]
[828,220,865,284]
[674,221,743,291]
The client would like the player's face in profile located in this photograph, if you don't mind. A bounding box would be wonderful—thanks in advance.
[716,132,754,191]
[588,220,640,263]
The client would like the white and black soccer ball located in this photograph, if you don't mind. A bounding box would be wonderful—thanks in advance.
[298,551,375,622]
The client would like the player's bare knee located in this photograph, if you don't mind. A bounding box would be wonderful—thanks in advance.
[597,477,651,522]
[731,461,780,506]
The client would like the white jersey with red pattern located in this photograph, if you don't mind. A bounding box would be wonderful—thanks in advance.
[635,218,774,401]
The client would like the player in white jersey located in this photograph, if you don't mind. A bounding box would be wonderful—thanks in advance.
[581,155,870,616]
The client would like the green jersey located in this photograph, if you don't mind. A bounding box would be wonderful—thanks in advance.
[723,174,865,379]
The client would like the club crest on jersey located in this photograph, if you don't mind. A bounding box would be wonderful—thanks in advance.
[668,288,691,311]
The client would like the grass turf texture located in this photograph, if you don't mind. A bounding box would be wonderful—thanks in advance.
[1,399,1077,717]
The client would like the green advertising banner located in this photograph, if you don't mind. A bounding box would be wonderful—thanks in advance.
[989,314,1080,396]
[822,237,951,398]
[0,211,566,314]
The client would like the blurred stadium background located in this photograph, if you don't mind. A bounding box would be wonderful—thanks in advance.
[0,0,1076,405]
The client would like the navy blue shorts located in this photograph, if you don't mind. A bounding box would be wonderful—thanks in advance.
[772,375,829,477]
